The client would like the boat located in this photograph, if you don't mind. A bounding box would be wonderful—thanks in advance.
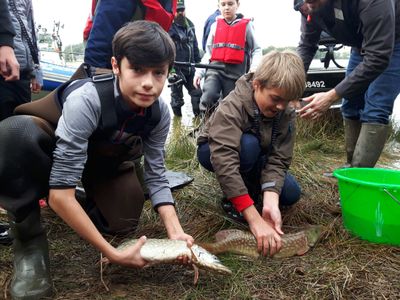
[36,23,78,91]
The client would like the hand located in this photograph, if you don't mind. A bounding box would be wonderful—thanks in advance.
[102,235,148,268]
[193,75,201,89]
[298,89,340,119]
[169,232,194,265]
[157,204,194,265]
[0,46,20,81]
[262,191,283,235]
[31,78,42,93]
[242,205,282,256]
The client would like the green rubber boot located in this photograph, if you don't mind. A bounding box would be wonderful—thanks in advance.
[344,118,362,166]
[352,123,390,168]
[9,208,53,300]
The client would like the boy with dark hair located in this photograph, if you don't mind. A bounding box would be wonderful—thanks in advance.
[197,51,306,256]
[0,21,193,299]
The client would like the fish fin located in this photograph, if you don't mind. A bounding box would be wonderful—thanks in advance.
[197,242,218,254]
[193,264,199,285]
[296,245,310,256]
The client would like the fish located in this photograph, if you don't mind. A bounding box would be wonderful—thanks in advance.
[199,225,323,258]
[116,238,232,284]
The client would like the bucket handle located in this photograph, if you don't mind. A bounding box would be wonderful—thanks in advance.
[383,188,400,206]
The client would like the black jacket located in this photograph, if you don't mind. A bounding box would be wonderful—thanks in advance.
[0,0,15,47]
[297,0,400,99]
[169,17,201,75]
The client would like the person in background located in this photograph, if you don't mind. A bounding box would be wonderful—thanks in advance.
[0,0,19,246]
[0,21,193,299]
[0,0,19,81]
[193,0,262,115]
[296,0,400,168]
[82,0,97,45]
[201,8,220,52]
[0,0,42,121]
[84,0,177,70]
[168,0,202,117]
[197,50,306,256]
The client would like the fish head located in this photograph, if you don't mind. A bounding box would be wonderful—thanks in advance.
[190,244,232,275]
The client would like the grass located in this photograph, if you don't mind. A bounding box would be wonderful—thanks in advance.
[1,111,400,299]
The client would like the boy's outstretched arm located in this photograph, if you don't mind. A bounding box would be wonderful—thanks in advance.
[158,205,194,245]
[48,188,148,268]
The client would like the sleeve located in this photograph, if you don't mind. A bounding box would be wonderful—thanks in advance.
[261,109,296,194]
[208,99,248,199]
[50,82,101,188]
[246,21,262,72]
[196,21,216,78]
[296,14,321,72]
[334,1,396,99]
[143,99,174,208]
[192,27,201,63]
[0,0,16,47]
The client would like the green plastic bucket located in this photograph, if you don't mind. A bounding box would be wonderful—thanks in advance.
[333,168,400,245]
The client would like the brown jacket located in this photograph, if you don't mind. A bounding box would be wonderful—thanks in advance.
[197,73,296,199]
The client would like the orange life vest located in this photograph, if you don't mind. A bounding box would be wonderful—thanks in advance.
[211,18,250,64]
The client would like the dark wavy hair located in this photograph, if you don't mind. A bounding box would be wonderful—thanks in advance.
[112,21,176,70]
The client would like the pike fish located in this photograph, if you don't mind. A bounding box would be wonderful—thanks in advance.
[200,226,323,258]
[117,238,232,284]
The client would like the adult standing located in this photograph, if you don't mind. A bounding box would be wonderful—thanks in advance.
[84,0,177,69]
[0,0,19,81]
[0,0,42,121]
[296,0,400,168]
[168,0,202,116]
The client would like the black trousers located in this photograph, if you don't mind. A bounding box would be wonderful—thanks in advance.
[0,73,31,121]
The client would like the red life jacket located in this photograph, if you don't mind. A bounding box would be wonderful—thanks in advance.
[211,18,250,64]
[140,0,177,31]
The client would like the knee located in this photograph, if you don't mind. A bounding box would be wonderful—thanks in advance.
[197,143,214,172]
[279,174,301,206]
[239,134,261,172]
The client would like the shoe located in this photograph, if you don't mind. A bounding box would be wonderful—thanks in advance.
[0,222,12,246]
[220,197,246,223]
[172,107,182,117]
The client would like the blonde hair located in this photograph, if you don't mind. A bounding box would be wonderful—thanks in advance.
[253,50,306,101]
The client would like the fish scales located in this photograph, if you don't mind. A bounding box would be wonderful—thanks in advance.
[117,238,232,275]
[201,226,322,258]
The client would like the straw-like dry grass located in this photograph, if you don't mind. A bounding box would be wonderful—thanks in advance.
[1,111,399,299]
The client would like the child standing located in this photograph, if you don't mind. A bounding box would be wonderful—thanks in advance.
[193,0,262,114]
[197,51,306,256]
[0,21,193,299]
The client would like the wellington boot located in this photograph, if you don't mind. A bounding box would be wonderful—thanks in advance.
[352,123,390,168]
[344,118,361,165]
[9,208,53,300]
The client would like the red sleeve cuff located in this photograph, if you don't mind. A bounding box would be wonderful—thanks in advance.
[229,194,254,212]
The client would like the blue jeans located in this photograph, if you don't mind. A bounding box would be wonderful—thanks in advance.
[341,43,400,124]
[197,133,301,206]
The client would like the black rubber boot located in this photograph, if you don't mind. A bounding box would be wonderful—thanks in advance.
[9,208,53,300]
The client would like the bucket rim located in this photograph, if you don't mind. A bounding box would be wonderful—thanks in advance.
[333,167,400,189]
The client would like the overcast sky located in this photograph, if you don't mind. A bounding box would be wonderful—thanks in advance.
[32,0,302,48]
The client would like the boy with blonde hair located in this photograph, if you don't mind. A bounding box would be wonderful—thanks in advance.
[197,50,306,257]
